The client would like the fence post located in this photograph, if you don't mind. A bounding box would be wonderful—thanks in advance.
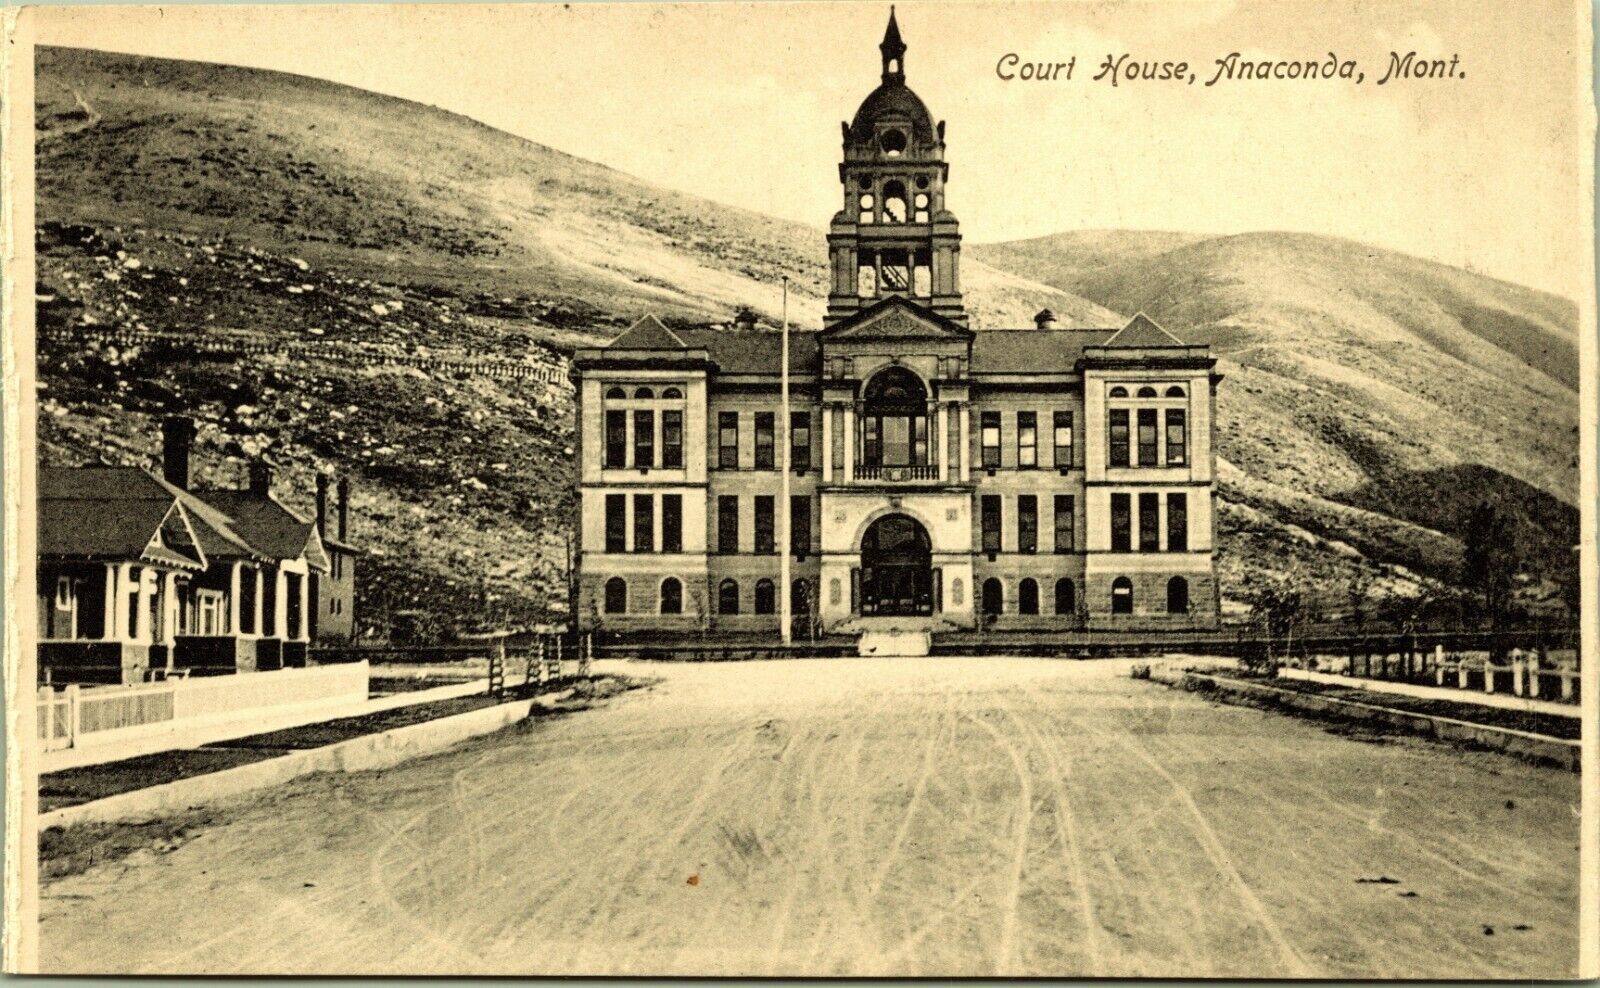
[1561,666,1574,702]
[64,684,81,749]
[580,633,593,679]
[1511,651,1524,696]
[1484,653,1496,694]
[1457,659,1468,690]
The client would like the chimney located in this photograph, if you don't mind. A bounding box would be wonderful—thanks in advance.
[337,477,351,542]
[315,473,330,537]
[733,307,759,332]
[161,416,196,490]
[247,458,274,496]
[1033,308,1058,330]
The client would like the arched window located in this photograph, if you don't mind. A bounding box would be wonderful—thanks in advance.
[605,387,626,400]
[1055,578,1075,616]
[862,366,930,467]
[1108,386,1128,398]
[880,129,907,157]
[882,180,908,223]
[859,193,875,224]
[634,386,654,400]
[1167,577,1190,615]
[603,577,627,614]
[718,579,740,616]
[1018,578,1039,615]
[660,577,683,615]
[792,579,811,615]
[982,578,1004,616]
[662,387,683,400]
[1165,385,1186,398]
[1137,386,1158,398]
[1111,576,1134,615]
[754,579,776,615]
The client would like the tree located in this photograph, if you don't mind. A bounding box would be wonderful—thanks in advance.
[1462,500,1517,630]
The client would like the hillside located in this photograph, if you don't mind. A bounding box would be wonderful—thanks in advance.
[34,47,1580,632]
[971,231,1581,606]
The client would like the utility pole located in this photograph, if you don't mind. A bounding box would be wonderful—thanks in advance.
[779,277,793,646]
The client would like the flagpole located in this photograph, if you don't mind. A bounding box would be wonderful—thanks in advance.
[779,278,793,646]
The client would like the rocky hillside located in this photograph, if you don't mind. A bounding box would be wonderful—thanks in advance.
[972,231,1580,609]
[35,48,1580,632]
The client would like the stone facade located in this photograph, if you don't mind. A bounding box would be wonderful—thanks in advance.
[571,13,1220,643]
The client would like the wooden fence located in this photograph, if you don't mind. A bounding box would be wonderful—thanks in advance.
[36,662,370,752]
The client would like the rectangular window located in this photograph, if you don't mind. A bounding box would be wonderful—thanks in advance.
[791,411,811,471]
[791,495,811,555]
[1017,412,1037,468]
[604,410,626,469]
[633,494,654,553]
[719,411,739,469]
[1111,493,1132,552]
[633,410,655,469]
[1053,410,1073,469]
[754,496,775,554]
[1137,408,1159,467]
[1109,409,1129,468]
[1167,493,1188,552]
[981,495,1002,553]
[1017,409,1043,466]
[717,495,739,553]
[662,495,682,553]
[981,411,1001,469]
[1054,495,1075,553]
[1018,495,1037,553]
[1139,493,1160,552]
[863,416,881,467]
[662,411,683,469]
[605,494,626,552]
[755,412,776,470]
[1165,408,1187,466]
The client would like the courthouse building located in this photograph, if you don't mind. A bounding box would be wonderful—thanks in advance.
[571,12,1221,643]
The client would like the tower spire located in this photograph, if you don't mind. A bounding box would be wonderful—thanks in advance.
[880,6,906,81]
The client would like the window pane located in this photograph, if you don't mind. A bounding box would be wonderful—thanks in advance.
[1109,409,1129,468]
[1053,410,1073,468]
[1110,493,1131,552]
[1166,409,1187,466]
[755,412,775,470]
[1018,412,1037,468]
[662,411,683,469]
[633,494,654,553]
[755,496,775,554]
[1137,409,1158,467]
[791,495,811,555]
[662,495,683,553]
[981,411,1001,469]
[1167,493,1188,552]
[981,495,1002,552]
[1139,493,1160,552]
[791,411,811,470]
[605,410,626,468]
[718,495,739,553]
[1054,494,1074,552]
[633,410,654,469]
[605,494,626,552]
[1018,495,1037,553]
[719,412,739,469]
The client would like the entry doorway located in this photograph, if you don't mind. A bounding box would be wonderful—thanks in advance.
[860,514,933,616]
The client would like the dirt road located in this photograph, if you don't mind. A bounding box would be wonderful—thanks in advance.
[38,658,1581,977]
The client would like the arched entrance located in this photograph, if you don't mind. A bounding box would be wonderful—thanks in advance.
[860,514,933,616]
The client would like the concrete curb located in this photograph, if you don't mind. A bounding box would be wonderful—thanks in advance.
[1156,670,1580,771]
[41,690,571,830]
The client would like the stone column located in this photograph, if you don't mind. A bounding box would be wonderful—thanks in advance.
[843,402,856,483]
[102,564,118,641]
[229,562,243,637]
[255,567,266,636]
[298,570,311,642]
[274,568,289,639]
[937,401,949,481]
[821,402,834,483]
[959,403,971,482]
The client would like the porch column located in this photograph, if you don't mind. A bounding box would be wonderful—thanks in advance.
[273,568,289,638]
[959,403,971,482]
[298,570,310,642]
[229,562,243,635]
[937,401,949,482]
[843,402,856,483]
[821,402,833,483]
[102,564,118,641]
[255,567,266,636]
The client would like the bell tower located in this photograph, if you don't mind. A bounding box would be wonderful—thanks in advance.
[826,8,965,327]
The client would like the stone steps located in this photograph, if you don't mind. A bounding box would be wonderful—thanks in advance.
[856,629,932,657]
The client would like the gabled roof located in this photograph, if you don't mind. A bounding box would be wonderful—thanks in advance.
[1102,312,1186,348]
[38,467,207,570]
[193,489,331,573]
[607,314,688,350]
[819,296,972,341]
[674,329,818,375]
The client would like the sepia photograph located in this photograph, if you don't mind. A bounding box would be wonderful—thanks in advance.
[3,0,1596,977]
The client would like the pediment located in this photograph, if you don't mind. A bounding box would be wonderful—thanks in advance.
[820,298,973,342]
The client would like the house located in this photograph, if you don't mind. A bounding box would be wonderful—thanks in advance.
[309,474,357,645]
[569,12,1221,646]
[37,416,333,683]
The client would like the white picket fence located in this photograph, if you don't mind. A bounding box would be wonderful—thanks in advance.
[1430,647,1579,702]
[37,662,370,752]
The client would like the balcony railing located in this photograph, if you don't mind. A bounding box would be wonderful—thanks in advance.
[853,464,940,482]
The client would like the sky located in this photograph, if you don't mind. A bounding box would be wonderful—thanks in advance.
[31,0,1592,298]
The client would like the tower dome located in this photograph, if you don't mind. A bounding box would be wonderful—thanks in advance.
[845,7,939,151]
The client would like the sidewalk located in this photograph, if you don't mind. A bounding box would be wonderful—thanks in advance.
[1281,667,1580,718]
[41,674,514,774]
